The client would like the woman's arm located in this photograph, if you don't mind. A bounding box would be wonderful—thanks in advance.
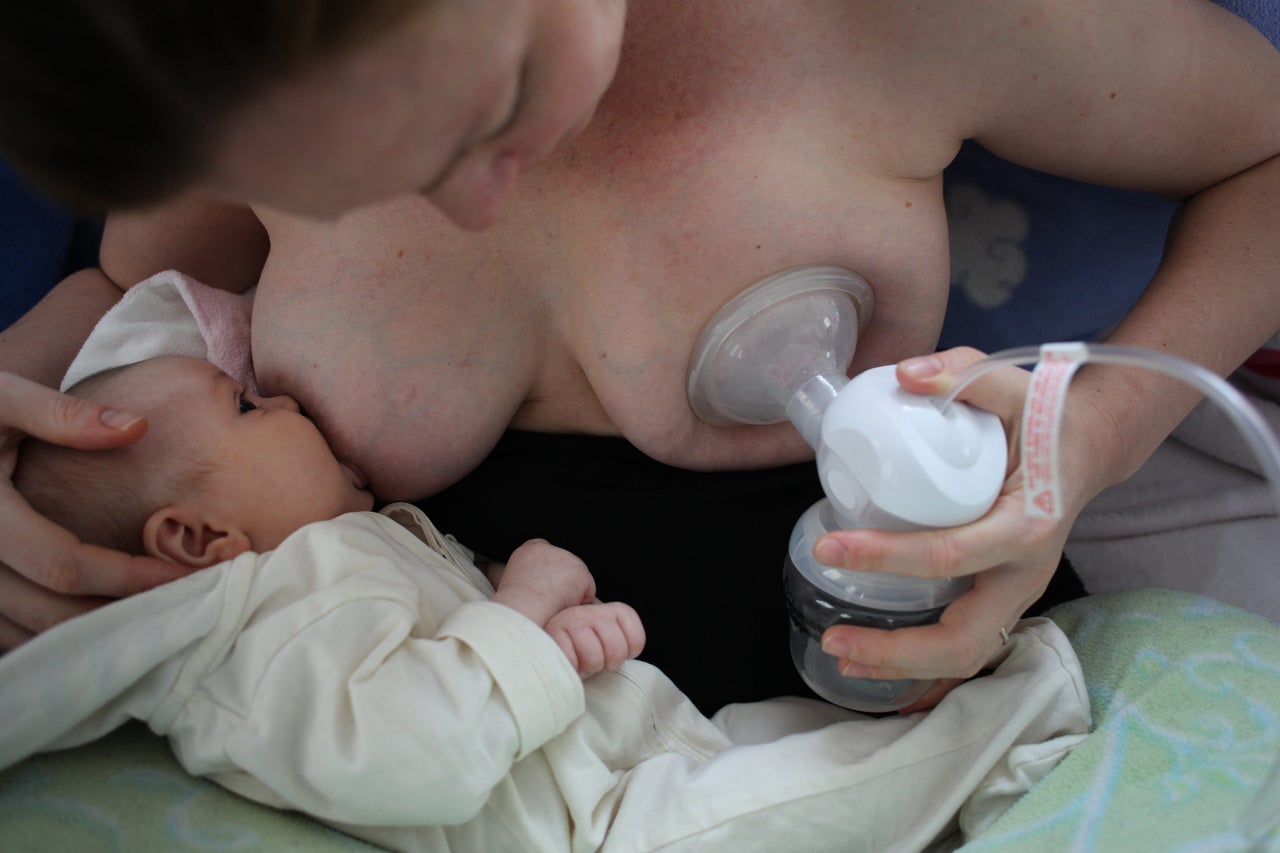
[101,192,268,291]
[0,268,123,386]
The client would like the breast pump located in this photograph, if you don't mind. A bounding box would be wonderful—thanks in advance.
[686,266,1008,712]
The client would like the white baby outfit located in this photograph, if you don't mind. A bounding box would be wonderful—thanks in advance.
[0,501,1088,852]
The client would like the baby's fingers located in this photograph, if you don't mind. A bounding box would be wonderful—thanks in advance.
[578,602,645,669]
[550,629,581,672]
[569,621,629,675]
[607,602,646,663]
[548,603,645,676]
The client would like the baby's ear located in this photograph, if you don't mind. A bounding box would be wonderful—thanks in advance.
[142,505,251,568]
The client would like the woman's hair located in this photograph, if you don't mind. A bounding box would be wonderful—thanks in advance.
[0,1,424,211]
[13,364,214,555]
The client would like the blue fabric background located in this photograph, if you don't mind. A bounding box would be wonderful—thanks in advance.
[0,159,100,331]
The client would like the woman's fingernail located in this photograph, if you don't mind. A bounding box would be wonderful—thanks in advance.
[822,636,852,659]
[100,409,143,431]
[900,355,944,379]
[815,539,846,566]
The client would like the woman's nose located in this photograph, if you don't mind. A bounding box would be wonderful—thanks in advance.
[427,151,520,231]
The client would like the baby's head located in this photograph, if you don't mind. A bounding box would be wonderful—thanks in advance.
[16,356,374,567]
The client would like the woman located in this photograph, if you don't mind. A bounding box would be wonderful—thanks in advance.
[1,0,1278,711]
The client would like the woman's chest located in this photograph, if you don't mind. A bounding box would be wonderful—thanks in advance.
[254,174,952,494]
[251,13,961,493]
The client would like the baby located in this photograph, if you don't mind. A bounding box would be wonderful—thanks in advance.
[16,354,644,676]
[3,351,1089,852]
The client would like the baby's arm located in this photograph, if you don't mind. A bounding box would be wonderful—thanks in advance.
[488,539,645,676]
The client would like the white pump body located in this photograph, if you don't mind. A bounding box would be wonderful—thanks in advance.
[817,365,1007,532]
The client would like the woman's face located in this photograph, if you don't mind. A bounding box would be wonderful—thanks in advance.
[205,0,626,229]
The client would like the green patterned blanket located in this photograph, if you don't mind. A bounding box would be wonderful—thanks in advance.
[962,589,1280,852]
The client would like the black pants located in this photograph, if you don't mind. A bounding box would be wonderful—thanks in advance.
[418,430,1086,714]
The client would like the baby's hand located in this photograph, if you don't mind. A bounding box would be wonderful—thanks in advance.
[490,539,645,675]
[545,602,645,677]
[490,538,597,627]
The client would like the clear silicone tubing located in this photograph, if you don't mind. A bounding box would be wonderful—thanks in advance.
[941,343,1280,842]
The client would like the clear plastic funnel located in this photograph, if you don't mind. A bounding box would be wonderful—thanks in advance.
[687,266,874,446]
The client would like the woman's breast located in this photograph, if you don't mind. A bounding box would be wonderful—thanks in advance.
[520,150,956,472]
[250,204,545,500]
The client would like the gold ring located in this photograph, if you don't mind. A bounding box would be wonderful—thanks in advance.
[999,627,1011,646]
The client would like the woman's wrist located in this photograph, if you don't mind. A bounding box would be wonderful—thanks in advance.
[1059,363,1195,506]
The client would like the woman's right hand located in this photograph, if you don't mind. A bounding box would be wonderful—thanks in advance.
[0,372,191,651]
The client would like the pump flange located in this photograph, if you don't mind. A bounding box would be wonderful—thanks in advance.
[687,266,874,426]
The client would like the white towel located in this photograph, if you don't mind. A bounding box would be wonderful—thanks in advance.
[61,270,256,395]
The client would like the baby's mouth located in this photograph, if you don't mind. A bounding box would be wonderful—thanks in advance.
[339,458,370,491]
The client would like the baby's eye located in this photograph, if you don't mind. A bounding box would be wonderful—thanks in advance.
[238,396,258,414]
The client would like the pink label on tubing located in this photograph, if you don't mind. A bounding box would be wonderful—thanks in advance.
[1021,343,1087,519]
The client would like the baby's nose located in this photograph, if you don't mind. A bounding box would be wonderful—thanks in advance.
[259,393,301,413]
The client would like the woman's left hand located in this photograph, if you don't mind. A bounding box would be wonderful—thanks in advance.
[814,346,1105,711]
